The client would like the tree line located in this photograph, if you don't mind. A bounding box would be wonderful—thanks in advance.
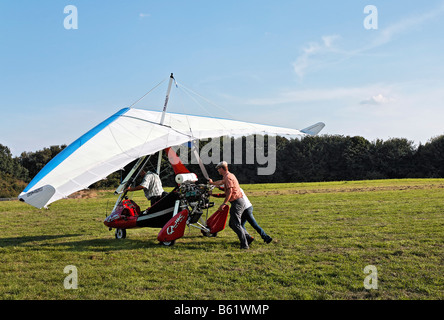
[1,134,444,198]
[186,134,444,184]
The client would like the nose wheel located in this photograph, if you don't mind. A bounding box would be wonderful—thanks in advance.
[115,228,127,239]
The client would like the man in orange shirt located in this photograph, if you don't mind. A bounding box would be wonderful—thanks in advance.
[209,161,252,249]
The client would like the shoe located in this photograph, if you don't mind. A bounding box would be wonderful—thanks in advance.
[264,236,272,244]
[247,236,255,245]
[240,246,249,250]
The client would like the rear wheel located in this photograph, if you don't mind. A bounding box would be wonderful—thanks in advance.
[160,240,176,246]
[115,228,127,239]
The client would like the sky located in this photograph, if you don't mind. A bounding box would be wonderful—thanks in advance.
[1,0,444,156]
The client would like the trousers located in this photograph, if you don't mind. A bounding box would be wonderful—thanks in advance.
[241,206,268,240]
[228,197,249,248]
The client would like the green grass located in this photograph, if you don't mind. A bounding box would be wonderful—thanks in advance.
[0,179,443,300]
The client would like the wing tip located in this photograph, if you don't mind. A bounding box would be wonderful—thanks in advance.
[301,122,325,136]
[19,185,55,209]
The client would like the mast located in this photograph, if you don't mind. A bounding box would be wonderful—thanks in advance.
[156,73,175,174]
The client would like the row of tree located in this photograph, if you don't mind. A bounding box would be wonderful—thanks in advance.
[0,144,33,198]
[185,134,444,184]
[1,134,444,198]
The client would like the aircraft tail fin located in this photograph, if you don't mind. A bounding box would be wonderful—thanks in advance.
[301,122,325,136]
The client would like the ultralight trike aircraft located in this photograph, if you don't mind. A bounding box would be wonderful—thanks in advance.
[18,74,325,246]
[103,147,230,246]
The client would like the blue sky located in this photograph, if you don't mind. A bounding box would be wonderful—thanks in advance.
[1,0,444,156]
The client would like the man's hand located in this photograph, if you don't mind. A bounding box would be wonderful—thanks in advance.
[127,185,142,192]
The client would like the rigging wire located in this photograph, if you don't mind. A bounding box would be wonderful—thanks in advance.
[127,77,169,159]
[142,153,174,183]
[127,77,168,109]
[175,81,238,121]
[125,76,241,186]
[175,81,235,138]
[176,83,214,120]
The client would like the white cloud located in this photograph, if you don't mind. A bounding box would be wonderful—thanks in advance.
[249,83,430,145]
[246,84,389,106]
[139,13,151,18]
[369,4,444,49]
[292,34,341,78]
[322,35,339,48]
[292,3,444,79]
[360,94,395,105]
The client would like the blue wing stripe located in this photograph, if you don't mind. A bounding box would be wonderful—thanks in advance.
[23,108,130,193]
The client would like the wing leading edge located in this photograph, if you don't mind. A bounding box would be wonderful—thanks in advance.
[19,108,324,208]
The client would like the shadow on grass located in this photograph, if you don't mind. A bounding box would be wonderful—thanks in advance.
[0,234,83,247]
[56,235,239,252]
[0,233,237,252]
[0,231,241,253]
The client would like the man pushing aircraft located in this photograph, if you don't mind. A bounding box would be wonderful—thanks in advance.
[209,161,253,250]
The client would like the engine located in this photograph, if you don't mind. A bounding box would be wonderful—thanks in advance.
[178,183,214,223]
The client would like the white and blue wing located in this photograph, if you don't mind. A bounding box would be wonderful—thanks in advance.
[19,108,324,208]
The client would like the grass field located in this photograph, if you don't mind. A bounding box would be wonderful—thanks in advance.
[0,179,443,300]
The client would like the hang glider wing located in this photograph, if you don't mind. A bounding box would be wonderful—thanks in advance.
[19,108,324,208]
[301,122,326,136]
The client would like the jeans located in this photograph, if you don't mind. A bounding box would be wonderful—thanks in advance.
[228,197,250,248]
[241,206,268,240]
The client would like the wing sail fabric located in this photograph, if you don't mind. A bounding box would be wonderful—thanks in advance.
[19,108,323,208]
[301,122,326,136]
